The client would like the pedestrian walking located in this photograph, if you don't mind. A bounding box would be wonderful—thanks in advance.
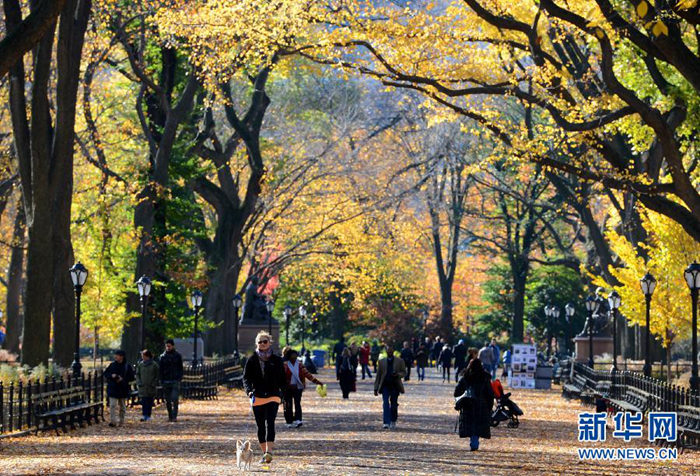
[415,344,428,381]
[400,341,414,381]
[478,342,494,379]
[432,337,443,371]
[489,339,501,381]
[104,350,135,427]
[135,349,159,422]
[159,339,184,422]
[243,331,287,465]
[374,344,406,429]
[424,337,433,367]
[337,347,356,399]
[453,339,467,379]
[467,347,478,367]
[359,341,372,379]
[501,349,512,378]
[349,342,359,378]
[282,348,323,428]
[370,340,381,373]
[438,344,454,382]
[332,336,346,375]
[454,358,495,451]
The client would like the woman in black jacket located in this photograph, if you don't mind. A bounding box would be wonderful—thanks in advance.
[454,358,494,451]
[243,331,287,464]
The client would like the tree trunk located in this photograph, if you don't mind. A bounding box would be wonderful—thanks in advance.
[4,197,25,354]
[122,182,158,360]
[204,249,240,356]
[438,279,453,338]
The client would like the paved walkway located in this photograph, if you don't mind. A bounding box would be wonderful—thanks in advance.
[0,366,697,475]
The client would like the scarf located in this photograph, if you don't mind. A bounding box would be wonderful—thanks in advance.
[256,348,273,376]
[287,360,303,389]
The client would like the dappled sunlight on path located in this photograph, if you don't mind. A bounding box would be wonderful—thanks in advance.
[0,367,697,475]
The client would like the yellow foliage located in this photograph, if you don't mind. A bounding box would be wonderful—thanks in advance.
[592,207,700,347]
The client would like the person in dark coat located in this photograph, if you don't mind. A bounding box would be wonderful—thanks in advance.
[159,339,184,422]
[454,358,495,451]
[415,344,428,381]
[243,331,287,465]
[400,341,414,381]
[104,350,135,427]
[370,340,381,372]
[453,340,467,380]
[438,344,454,382]
[337,347,356,399]
[332,336,346,375]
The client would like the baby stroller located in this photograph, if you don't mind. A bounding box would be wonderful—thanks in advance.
[490,379,523,428]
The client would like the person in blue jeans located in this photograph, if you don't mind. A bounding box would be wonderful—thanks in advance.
[454,358,494,451]
[374,344,406,429]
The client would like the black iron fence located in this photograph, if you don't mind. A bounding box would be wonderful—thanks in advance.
[181,357,242,399]
[0,357,242,437]
[0,371,103,437]
[570,362,700,409]
[589,361,692,381]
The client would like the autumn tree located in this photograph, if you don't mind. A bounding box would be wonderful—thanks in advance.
[5,0,91,366]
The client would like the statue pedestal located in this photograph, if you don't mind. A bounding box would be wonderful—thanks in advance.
[574,336,613,363]
[238,320,280,356]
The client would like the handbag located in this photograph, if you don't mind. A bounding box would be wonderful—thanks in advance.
[454,385,476,411]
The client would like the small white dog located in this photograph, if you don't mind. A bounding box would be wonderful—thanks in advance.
[236,439,254,470]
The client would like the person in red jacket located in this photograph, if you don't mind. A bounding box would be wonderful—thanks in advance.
[282,347,323,428]
[359,341,372,379]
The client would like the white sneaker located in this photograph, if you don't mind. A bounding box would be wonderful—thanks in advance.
[382,423,390,429]
[389,422,396,429]
[286,423,295,428]
[295,420,303,427]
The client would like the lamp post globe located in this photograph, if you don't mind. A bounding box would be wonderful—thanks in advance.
[640,272,656,377]
[584,295,599,368]
[266,299,275,335]
[190,290,203,367]
[69,262,88,379]
[135,275,151,356]
[684,262,700,392]
[607,290,621,373]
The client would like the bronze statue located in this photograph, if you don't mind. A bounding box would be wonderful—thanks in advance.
[241,277,271,322]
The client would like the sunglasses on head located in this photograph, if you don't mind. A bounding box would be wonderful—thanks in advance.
[258,339,269,344]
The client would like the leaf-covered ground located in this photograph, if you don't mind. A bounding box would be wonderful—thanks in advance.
[0,367,697,475]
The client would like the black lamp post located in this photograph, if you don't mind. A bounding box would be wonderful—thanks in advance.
[136,275,152,355]
[585,295,599,368]
[544,305,553,358]
[640,272,656,377]
[69,262,88,379]
[232,293,242,353]
[283,305,292,344]
[607,290,621,373]
[266,299,275,335]
[565,303,574,356]
[190,290,203,368]
[299,305,307,350]
[684,262,700,392]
